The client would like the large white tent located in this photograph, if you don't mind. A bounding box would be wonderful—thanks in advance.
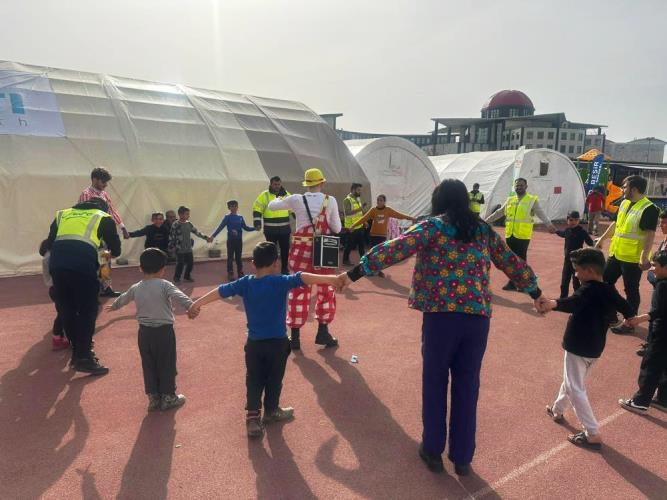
[345,137,439,219]
[430,149,585,220]
[0,60,365,277]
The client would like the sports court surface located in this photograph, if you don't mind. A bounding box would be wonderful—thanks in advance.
[1,230,666,499]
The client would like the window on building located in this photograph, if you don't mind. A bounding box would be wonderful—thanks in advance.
[526,144,533,149]
[526,131,534,139]
[568,145,574,154]
[570,133,575,141]
[537,131,544,139]
[490,109,500,118]
[537,144,544,149]
[560,145,566,153]
[578,133,583,141]
[547,144,553,149]
[548,131,554,140]
[585,138,591,145]
[577,146,582,153]
[561,132,567,141]
[509,108,519,117]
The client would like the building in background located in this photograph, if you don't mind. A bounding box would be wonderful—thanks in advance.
[323,89,665,162]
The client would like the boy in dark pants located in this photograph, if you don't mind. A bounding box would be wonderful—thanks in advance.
[555,211,594,298]
[211,200,256,281]
[106,248,196,411]
[129,212,171,252]
[168,206,212,283]
[619,249,667,414]
[541,248,634,449]
[190,242,343,438]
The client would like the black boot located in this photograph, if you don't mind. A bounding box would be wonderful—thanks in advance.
[290,328,301,350]
[315,323,338,348]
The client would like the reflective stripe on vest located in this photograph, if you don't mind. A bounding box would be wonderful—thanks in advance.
[505,194,537,240]
[609,197,654,263]
[344,195,363,228]
[469,191,483,214]
[55,208,108,249]
[252,190,291,226]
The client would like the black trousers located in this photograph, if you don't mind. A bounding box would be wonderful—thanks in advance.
[560,256,581,298]
[265,232,291,274]
[138,324,177,395]
[51,270,99,360]
[48,286,65,338]
[244,337,291,412]
[505,236,530,287]
[632,329,667,406]
[369,235,387,248]
[174,252,194,280]
[343,229,366,262]
[603,256,643,316]
[226,239,243,274]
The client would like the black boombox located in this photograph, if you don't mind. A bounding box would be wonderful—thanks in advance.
[313,234,340,268]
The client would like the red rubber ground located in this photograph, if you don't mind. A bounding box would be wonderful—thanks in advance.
[1,230,666,499]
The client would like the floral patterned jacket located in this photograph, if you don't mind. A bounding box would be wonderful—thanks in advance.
[359,216,539,316]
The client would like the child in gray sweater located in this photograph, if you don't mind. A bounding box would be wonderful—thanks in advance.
[106,248,196,411]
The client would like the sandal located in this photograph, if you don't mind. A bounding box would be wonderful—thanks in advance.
[567,431,601,450]
[546,405,564,423]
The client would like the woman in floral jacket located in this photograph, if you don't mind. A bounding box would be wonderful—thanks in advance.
[345,179,544,475]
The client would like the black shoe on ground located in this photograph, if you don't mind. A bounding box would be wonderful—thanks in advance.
[502,282,516,291]
[454,463,470,476]
[619,398,648,414]
[174,277,181,283]
[184,277,194,283]
[651,398,667,412]
[315,324,338,348]
[99,288,121,297]
[637,343,647,357]
[418,443,444,473]
[290,328,301,350]
[611,325,634,335]
[74,356,109,376]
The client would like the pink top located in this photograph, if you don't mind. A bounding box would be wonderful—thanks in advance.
[79,186,124,226]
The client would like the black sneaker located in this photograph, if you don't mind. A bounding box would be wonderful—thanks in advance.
[651,398,667,412]
[636,343,647,357]
[611,325,634,335]
[160,393,186,411]
[74,356,109,376]
[315,324,338,348]
[454,463,470,476]
[99,288,121,297]
[174,278,181,283]
[418,443,444,473]
[184,277,194,283]
[619,398,648,414]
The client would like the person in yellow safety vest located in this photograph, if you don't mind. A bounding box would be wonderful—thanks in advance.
[252,176,292,274]
[469,183,485,215]
[342,182,367,265]
[42,197,121,375]
[485,177,557,290]
[595,175,659,334]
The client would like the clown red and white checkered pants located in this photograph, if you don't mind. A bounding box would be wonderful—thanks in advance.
[287,238,336,328]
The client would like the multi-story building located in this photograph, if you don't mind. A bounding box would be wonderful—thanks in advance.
[585,135,665,163]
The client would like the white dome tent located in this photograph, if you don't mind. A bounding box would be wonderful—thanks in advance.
[0,60,365,276]
[430,149,585,220]
[345,137,439,220]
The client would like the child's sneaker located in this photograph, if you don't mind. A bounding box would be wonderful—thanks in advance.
[545,404,564,423]
[619,398,648,414]
[184,277,194,283]
[246,413,265,438]
[147,394,161,412]
[160,393,186,411]
[263,407,294,424]
[52,336,70,351]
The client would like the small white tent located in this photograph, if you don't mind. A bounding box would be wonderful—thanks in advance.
[430,149,585,220]
[345,137,439,219]
[0,60,365,276]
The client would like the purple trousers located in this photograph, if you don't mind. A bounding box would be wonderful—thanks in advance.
[421,312,490,465]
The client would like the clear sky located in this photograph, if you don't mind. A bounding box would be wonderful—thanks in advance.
[2,0,665,149]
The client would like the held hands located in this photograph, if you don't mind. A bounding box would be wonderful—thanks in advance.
[334,272,352,292]
[547,225,557,234]
[121,227,130,240]
[207,237,214,243]
[639,259,652,271]
[534,296,556,315]
[187,303,201,320]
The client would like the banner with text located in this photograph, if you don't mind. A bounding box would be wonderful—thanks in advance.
[0,69,65,137]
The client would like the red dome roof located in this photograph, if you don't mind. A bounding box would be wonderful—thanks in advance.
[481,90,534,111]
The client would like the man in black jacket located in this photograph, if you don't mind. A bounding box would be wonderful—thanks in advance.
[44,197,121,375]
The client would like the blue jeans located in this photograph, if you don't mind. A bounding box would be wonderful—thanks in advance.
[421,312,490,465]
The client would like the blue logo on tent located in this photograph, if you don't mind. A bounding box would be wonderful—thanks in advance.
[0,92,26,114]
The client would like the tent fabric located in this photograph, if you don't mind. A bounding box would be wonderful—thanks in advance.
[0,60,365,277]
[345,137,439,220]
[430,149,585,220]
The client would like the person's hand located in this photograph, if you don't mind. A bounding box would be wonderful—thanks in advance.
[534,296,554,314]
[593,238,602,249]
[639,259,651,271]
[254,222,261,231]
[548,225,557,234]
[121,227,130,240]
[187,304,200,319]
[335,272,352,291]
[207,237,213,243]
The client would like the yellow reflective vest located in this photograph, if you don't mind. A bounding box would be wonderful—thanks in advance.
[252,190,291,230]
[344,194,363,229]
[55,208,110,249]
[469,191,484,214]
[609,197,655,263]
[505,194,538,239]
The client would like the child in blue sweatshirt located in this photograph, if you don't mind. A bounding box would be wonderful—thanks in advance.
[212,200,255,280]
